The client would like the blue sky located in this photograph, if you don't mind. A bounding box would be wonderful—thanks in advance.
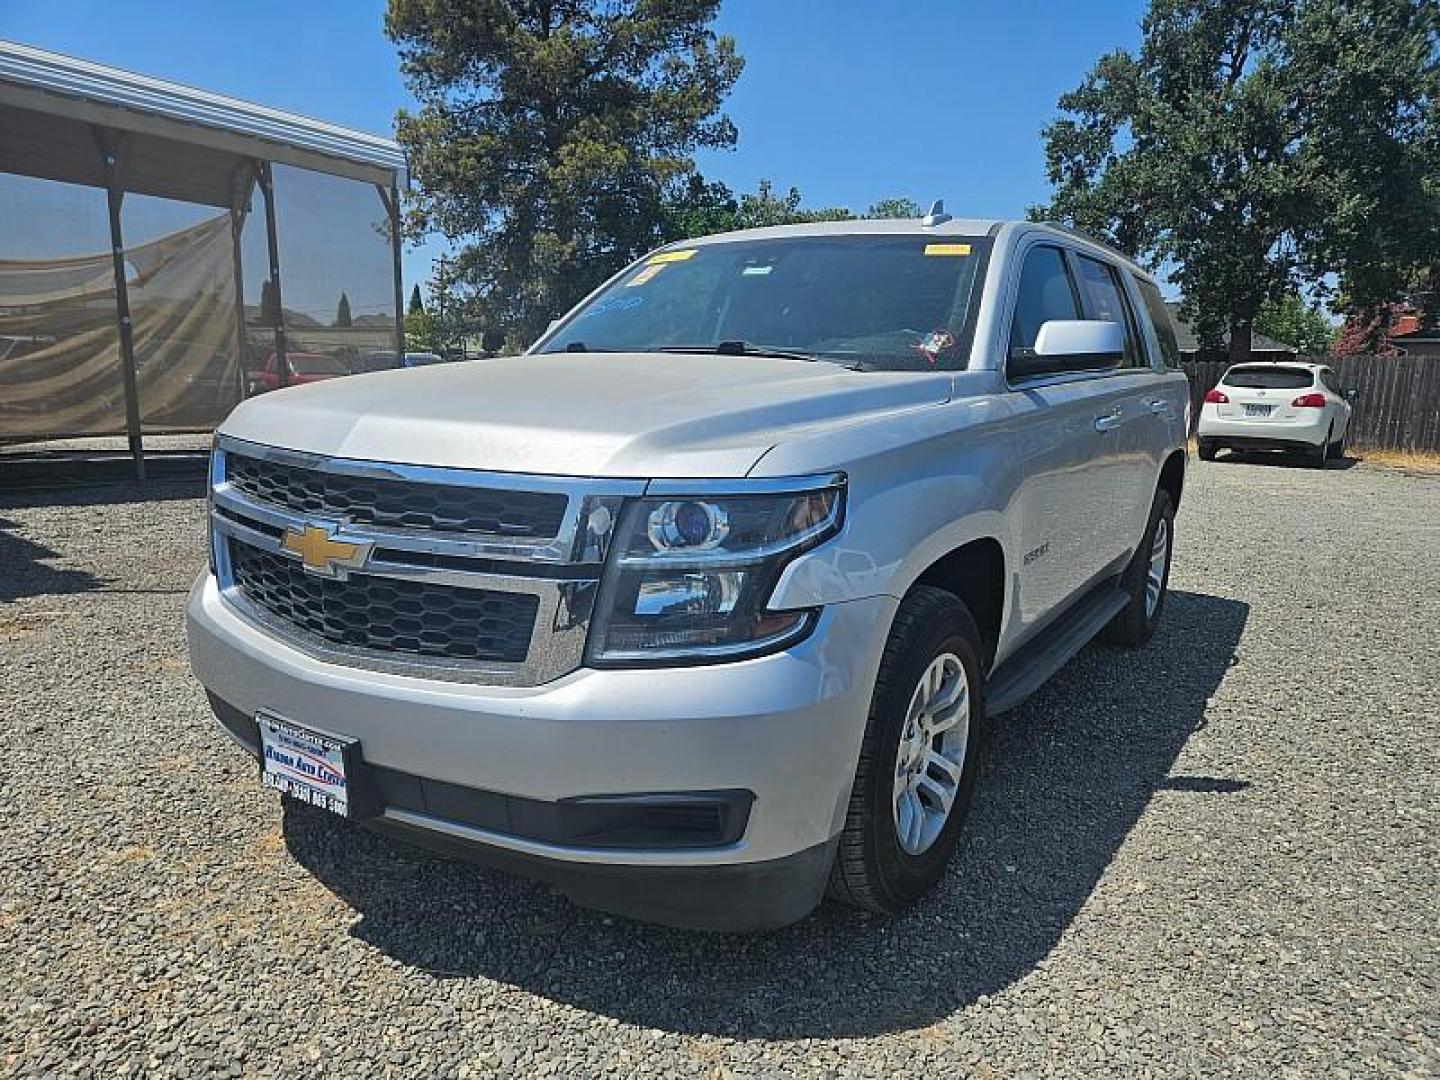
[1,0,1148,295]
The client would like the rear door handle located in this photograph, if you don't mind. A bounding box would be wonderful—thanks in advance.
[1148,398,1170,414]
[1094,408,1123,432]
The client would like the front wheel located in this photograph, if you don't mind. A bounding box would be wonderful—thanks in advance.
[1101,488,1175,647]
[828,586,986,914]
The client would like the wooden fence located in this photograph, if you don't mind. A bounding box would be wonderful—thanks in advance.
[1179,355,1440,452]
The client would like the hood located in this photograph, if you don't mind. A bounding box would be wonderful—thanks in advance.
[219,351,951,478]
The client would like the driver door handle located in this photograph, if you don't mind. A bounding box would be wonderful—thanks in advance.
[1148,398,1170,414]
[1094,407,1124,432]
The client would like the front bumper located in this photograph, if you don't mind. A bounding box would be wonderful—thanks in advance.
[187,574,894,928]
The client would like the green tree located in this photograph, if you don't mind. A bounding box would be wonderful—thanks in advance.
[407,283,426,316]
[404,306,435,351]
[387,0,743,347]
[334,292,353,328]
[1254,292,1337,355]
[863,197,922,219]
[1035,0,1440,363]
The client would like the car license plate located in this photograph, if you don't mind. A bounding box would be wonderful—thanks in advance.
[1244,403,1272,417]
[258,711,354,817]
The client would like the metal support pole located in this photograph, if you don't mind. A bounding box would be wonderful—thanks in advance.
[229,163,256,404]
[95,128,145,480]
[379,184,405,363]
[254,161,288,388]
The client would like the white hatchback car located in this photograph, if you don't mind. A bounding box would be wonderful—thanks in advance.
[1196,361,1353,465]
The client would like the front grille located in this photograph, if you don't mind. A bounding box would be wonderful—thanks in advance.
[226,453,568,538]
[229,544,537,663]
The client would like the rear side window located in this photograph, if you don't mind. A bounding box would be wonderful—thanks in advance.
[1073,254,1144,368]
[1222,366,1315,390]
[1134,277,1181,368]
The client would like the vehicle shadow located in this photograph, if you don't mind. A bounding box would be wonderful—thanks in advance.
[282,589,1248,1038]
[0,514,101,602]
[1214,449,1358,471]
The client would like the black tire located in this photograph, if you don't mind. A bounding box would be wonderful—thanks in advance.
[1197,439,1218,462]
[1327,426,1347,461]
[1101,488,1175,647]
[828,586,987,914]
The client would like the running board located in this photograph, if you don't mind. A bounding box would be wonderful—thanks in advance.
[986,579,1129,715]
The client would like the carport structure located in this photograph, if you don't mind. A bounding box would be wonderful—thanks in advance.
[0,41,407,478]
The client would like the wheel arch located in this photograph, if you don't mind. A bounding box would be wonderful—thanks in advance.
[911,536,1006,671]
[1158,449,1185,510]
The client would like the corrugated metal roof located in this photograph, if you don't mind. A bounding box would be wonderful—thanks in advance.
[0,39,405,178]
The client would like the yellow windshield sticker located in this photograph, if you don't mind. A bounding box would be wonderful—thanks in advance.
[627,263,666,286]
[647,249,698,265]
[924,243,972,256]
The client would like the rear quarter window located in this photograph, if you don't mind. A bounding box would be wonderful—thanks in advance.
[1221,366,1315,390]
[1133,277,1181,368]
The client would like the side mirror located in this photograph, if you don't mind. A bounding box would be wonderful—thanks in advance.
[1011,320,1124,378]
[1343,387,1359,402]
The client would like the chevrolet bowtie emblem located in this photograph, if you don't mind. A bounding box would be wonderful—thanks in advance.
[282,524,371,577]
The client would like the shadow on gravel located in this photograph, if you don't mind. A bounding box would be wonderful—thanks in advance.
[284,588,1249,1039]
[0,514,100,602]
[0,476,205,509]
[1213,449,1358,471]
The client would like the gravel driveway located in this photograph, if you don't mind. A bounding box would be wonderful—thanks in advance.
[2,455,1436,1077]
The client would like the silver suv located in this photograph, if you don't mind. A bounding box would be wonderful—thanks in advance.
[187,214,1189,930]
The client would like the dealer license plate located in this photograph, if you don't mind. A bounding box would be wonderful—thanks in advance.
[258,711,353,817]
[1244,403,1272,417]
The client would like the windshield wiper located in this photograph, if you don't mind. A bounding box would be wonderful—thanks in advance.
[657,340,821,363]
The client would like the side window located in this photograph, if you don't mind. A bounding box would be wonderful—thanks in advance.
[1008,245,1081,357]
[1073,254,1143,368]
[1320,369,1340,394]
[1134,276,1181,368]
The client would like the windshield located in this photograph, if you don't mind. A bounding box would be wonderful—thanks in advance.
[536,234,991,371]
[1222,365,1314,389]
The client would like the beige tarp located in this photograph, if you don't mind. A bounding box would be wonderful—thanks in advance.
[0,212,240,437]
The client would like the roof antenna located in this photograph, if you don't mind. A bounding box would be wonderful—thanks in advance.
[921,199,952,227]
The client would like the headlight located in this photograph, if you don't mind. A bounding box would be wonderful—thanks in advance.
[585,475,846,665]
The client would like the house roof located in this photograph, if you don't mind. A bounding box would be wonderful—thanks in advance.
[1164,302,1296,354]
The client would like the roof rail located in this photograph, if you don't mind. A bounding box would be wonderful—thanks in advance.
[1036,220,1144,266]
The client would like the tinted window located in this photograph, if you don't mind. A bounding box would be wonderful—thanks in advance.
[1074,255,1143,368]
[539,235,990,372]
[1009,245,1080,356]
[1134,276,1181,368]
[1222,365,1315,389]
[1320,369,1340,393]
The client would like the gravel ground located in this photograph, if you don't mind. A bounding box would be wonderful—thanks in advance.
[2,455,1437,1078]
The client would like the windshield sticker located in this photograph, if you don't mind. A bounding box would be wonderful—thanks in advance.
[923,243,972,257]
[910,329,957,365]
[741,265,774,275]
[627,263,667,287]
[647,249,698,265]
[578,294,646,318]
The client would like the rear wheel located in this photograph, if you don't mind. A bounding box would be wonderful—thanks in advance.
[1101,488,1174,647]
[828,586,986,914]
[1197,439,1218,462]
[1308,428,1331,468]
[1327,425,1347,460]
